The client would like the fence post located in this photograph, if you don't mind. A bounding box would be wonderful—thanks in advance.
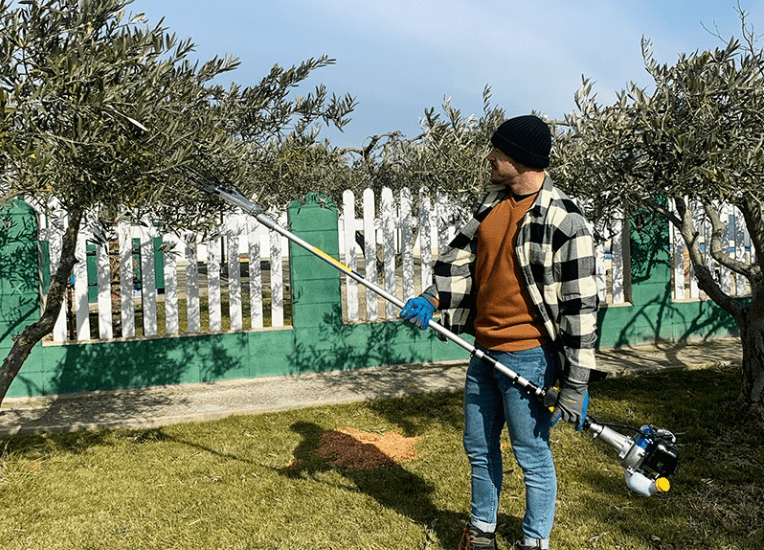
[628,213,672,308]
[0,199,41,373]
[288,193,342,328]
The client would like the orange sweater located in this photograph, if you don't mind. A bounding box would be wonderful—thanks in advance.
[474,194,548,352]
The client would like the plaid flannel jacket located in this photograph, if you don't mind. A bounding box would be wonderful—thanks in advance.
[422,176,599,373]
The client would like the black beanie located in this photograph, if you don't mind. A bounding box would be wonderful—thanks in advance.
[490,115,551,168]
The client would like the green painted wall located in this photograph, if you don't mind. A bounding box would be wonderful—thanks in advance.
[595,213,738,348]
[0,199,40,351]
[0,195,739,399]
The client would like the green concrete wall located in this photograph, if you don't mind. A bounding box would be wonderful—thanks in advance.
[0,195,739,399]
[595,213,738,347]
[0,199,40,358]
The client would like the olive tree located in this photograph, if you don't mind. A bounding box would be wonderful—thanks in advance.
[405,88,506,205]
[330,86,507,233]
[303,87,507,267]
[551,33,764,407]
[0,0,353,405]
[220,58,356,208]
[244,87,507,253]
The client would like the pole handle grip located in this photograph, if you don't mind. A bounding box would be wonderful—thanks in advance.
[543,386,559,411]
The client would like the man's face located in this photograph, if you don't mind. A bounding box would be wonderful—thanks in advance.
[487,147,521,186]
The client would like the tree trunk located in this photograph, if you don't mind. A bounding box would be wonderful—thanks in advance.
[739,277,764,407]
[0,207,83,407]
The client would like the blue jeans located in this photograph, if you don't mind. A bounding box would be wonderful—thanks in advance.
[463,344,558,549]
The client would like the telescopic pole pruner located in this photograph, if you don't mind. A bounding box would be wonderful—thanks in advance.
[198,177,679,497]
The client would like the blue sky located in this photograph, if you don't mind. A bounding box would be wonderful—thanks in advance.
[127,0,763,148]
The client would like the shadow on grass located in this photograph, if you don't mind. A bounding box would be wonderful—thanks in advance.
[564,364,763,549]
[275,419,477,548]
[3,364,761,549]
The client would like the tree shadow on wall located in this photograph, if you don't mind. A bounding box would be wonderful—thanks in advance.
[285,304,469,408]
[0,204,40,347]
[598,288,739,351]
[600,210,739,351]
[50,332,250,393]
[287,304,432,374]
[288,305,431,371]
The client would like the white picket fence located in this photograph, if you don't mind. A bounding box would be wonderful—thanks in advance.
[34,189,752,345]
[38,202,290,343]
[668,199,755,300]
[338,188,450,321]
[338,188,630,321]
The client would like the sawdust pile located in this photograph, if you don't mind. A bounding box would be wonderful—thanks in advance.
[315,428,422,470]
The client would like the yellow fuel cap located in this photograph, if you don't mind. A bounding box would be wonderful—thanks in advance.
[655,477,671,493]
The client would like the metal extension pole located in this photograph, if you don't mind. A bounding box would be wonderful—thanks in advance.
[201,181,550,403]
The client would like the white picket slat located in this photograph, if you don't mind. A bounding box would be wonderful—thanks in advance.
[734,208,747,296]
[118,224,135,338]
[270,230,284,327]
[248,223,264,329]
[163,233,180,335]
[435,191,450,252]
[688,200,701,299]
[750,231,757,275]
[185,238,201,334]
[689,259,699,299]
[720,204,735,294]
[703,214,714,290]
[228,224,243,331]
[595,240,607,303]
[74,231,90,340]
[342,190,359,321]
[400,188,415,300]
[362,189,378,321]
[138,227,158,337]
[672,222,685,300]
[47,207,68,342]
[418,189,433,293]
[381,188,397,318]
[611,218,625,304]
[208,238,222,332]
[95,242,113,339]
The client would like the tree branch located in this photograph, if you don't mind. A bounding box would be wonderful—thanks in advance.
[641,195,682,226]
[704,199,754,277]
[673,197,728,302]
[739,191,764,278]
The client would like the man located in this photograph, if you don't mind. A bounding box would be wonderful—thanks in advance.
[400,115,599,550]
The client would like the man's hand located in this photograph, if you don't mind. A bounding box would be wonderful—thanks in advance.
[399,296,435,330]
[551,378,589,431]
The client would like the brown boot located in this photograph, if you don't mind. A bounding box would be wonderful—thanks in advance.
[454,524,497,550]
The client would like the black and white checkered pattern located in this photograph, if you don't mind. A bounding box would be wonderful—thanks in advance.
[422,176,599,373]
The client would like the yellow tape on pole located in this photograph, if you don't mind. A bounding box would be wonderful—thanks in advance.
[313,247,351,272]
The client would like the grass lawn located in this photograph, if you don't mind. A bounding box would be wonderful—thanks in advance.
[1,363,762,550]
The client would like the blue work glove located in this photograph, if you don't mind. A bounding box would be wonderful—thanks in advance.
[399,296,435,330]
[551,379,589,431]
